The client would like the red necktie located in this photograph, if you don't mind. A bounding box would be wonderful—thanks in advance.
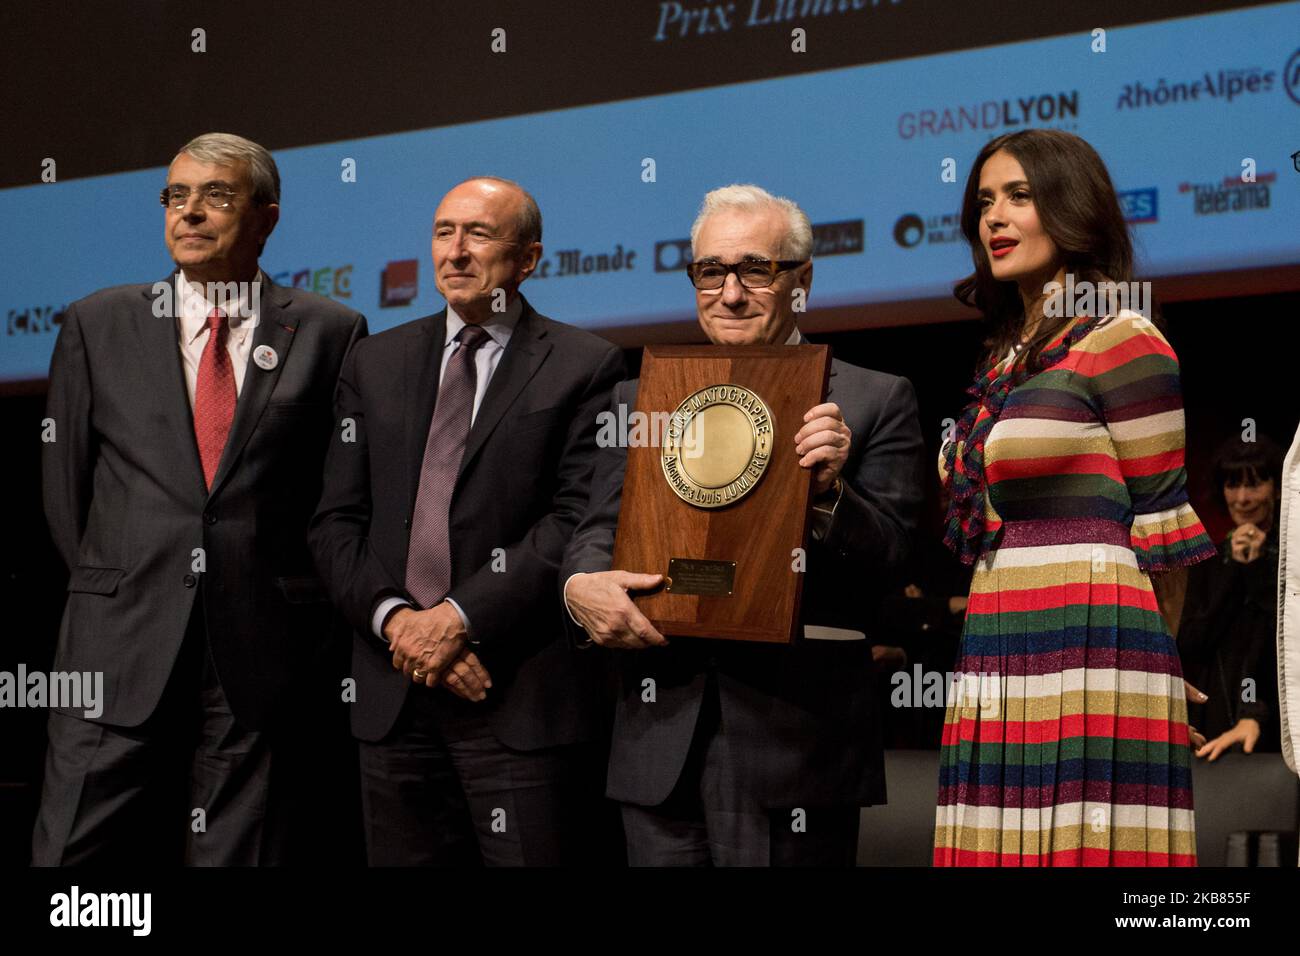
[193,308,236,489]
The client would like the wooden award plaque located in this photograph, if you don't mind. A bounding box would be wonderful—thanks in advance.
[611,344,830,643]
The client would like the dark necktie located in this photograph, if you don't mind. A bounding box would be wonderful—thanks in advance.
[405,324,491,607]
[193,308,236,489]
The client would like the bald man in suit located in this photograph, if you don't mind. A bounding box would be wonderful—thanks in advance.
[310,177,624,865]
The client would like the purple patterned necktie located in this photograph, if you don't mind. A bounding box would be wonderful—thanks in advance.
[405,324,491,608]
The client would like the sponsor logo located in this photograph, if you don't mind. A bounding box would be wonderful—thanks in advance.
[1117,68,1277,110]
[811,218,865,256]
[380,259,418,307]
[898,91,1078,139]
[1283,48,1300,105]
[271,264,353,299]
[654,219,865,272]
[531,244,637,280]
[1118,188,1158,224]
[6,303,65,335]
[893,212,961,248]
[654,238,694,273]
[1178,171,1275,215]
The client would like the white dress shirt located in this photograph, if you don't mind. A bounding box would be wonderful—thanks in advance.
[175,270,258,405]
[372,297,524,642]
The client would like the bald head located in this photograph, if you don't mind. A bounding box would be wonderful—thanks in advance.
[448,176,541,247]
[431,177,543,322]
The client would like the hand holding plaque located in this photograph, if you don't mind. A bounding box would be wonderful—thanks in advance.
[564,570,668,649]
[611,344,831,644]
[795,402,853,496]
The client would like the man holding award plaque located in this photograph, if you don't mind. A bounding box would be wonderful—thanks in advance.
[562,185,925,865]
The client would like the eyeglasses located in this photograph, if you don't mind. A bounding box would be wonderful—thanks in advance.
[160,185,240,210]
[686,258,807,290]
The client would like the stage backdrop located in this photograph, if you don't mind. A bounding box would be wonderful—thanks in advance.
[2,1,1298,383]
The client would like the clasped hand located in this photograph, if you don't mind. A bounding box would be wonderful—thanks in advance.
[384,603,492,701]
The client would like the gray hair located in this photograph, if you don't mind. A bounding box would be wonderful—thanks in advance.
[690,184,813,260]
[455,176,543,247]
[177,132,280,205]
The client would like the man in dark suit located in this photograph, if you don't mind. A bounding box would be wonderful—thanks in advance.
[34,133,368,865]
[309,176,624,865]
[561,184,925,866]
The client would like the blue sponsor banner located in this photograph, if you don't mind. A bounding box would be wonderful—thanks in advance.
[1119,189,1159,225]
[2,2,1298,382]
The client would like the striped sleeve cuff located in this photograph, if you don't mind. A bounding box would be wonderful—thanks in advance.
[1130,503,1217,572]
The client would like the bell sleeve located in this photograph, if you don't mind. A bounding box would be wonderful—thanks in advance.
[1092,314,1216,572]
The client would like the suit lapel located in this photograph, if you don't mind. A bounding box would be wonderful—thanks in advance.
[136,274,206,499]
[458,302,552,480]
[797,329,838,400]
[404,310,448,518]
[208,275,297,497]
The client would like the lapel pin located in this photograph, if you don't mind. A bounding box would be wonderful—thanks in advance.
[253,345,279,371]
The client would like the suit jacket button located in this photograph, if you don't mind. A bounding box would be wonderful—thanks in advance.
[203,512,217,525]
[183,574,197,588]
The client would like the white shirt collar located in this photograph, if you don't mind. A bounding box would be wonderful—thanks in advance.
[784,326,804,346]
[444,296,524,350]
[177,269,260,344]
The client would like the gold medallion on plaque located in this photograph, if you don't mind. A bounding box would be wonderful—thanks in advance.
[660,383,773,509]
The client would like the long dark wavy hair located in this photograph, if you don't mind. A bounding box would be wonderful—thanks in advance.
[953,129,1137,372]
[941,130,1144,564]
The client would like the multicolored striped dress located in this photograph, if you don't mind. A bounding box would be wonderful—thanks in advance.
[934,311,1216,866]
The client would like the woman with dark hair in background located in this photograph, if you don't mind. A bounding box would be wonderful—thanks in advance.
[934,129,1215,866]
[1179,436,1284,759]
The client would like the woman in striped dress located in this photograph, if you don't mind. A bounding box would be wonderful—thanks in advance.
[933,129,1216,866]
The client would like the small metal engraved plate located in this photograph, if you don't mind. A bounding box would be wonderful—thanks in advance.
[665,558,736,596]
